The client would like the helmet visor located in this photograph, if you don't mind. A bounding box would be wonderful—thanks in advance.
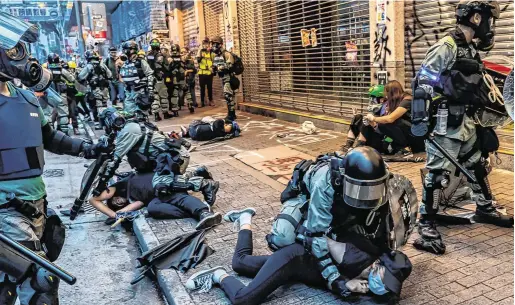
[343,172,389,209]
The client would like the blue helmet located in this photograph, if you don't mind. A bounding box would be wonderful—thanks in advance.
[232,122,241,137]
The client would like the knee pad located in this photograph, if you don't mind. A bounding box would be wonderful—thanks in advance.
[30,267,60,293]
[423,170,450,214]
[0,276,18,305]
[29,290,59,305]
[469,161,493,200]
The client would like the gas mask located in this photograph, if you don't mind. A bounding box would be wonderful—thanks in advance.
[475,13,496,51]
[0,42,52,92]
[211,43,222,54]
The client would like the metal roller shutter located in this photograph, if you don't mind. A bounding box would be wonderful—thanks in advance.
[181,1,199,54]
[203,0,225,102]
[404,0,514,90]
[237,0,371,118]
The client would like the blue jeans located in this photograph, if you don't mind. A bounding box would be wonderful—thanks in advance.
[109,81,125,104]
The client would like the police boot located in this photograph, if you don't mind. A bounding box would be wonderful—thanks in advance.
[189,107,195,114]
[200,179,219,206]
[475,204,514,228]
[155,112,162,122]
[225,111,237,122]
[163,112,173,119]
[413,216,446,255]
[191,165,213,180]
[195,211,222,230]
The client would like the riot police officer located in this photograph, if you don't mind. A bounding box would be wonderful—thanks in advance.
[96,108,220,208]
[119,41,154,116]
[0,12,110,304]
[147,38,174,121]
[168,44,193,115]
[47,53,78,134]
[266,147,411,298]
[211,36,237,121]
[412,0,513,255]
[78,50,112,129]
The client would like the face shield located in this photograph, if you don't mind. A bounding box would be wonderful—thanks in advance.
[342,171,389,209]
[0,12,52,91]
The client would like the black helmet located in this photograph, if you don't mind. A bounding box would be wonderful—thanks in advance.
[84,50,99,62]
[108,46,117,52]
[340,146,389,209]
[211,36,223,44]
[99,107,126,134]
[456,0,500,22]
[170,43,180,57]
[122,40,139,57]
[47,53,60,64]
[150,38,161,51]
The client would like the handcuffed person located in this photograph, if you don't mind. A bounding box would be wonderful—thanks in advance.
[180,116,240,141]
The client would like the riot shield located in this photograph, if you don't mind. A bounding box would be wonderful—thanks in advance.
[387,174,419,250]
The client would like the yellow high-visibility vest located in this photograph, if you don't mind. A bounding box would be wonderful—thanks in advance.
[198,50,214,75]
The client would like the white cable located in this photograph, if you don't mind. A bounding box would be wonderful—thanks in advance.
[483,72,504,105]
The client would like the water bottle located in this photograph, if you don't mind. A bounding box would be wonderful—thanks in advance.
[435,100,448,135]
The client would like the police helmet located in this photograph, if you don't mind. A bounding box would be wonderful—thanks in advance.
[211,36,223,44]
[456,0,500,22]
[84,50,99,62]
[150,38,161,50]
[170,44,180,56]
[122,41,139,57]
[67,61,77,69]
[99,107,126,134]
[47,53,60,64]
[340,146,389,209]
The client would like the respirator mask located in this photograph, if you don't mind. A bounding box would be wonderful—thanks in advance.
[475,13,496,51]
[0,42,52,92]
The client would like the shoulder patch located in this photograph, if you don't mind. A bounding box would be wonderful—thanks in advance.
[441,36,456,49]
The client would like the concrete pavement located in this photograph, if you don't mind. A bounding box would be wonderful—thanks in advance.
[131,105,514,305]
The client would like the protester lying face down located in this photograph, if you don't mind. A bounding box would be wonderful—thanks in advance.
[180,116,241,141]
[89,171,222,230]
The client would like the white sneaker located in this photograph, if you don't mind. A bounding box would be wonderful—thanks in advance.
[185,266,225,293]
[223,208,256,232]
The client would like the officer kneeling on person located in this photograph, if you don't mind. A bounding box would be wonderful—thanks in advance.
[0,12,110,305]
[93,108,220,212]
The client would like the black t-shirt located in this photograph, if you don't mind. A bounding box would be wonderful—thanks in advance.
[398,95,412,122]
[110,172,155,206]
[191,119,226,141]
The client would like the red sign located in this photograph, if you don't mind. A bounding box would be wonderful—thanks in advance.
[94,31,107,39]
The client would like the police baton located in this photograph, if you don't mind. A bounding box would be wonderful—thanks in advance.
[0,233,76,285]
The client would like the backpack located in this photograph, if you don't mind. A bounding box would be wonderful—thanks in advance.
[229,52,244,75]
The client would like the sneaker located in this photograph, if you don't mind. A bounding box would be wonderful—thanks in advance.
[185,266,225,292]
[394,148,413,158]
[195,212,222,230]
[104,217,116,225]
[223,208,257,231]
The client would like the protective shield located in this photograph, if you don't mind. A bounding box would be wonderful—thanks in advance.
[387,174,418,250]
[503,69,514,120]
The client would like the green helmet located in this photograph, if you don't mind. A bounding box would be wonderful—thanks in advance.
[369,85,385,98]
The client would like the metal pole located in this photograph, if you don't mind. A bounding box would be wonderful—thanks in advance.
[74,0,85,55]
[87,5,94,40]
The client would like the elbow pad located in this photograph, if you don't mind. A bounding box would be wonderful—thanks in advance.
[42,123,85,156]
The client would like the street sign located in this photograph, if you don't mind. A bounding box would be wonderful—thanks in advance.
[377,71,388,85]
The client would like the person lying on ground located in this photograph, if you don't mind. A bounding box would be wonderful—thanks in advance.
[89,168,222,230]
[185,208,412,305]
[363,80,425,156]
[180,116,240,141]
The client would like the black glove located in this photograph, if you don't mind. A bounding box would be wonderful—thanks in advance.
[330,277,351,298]
[82,142,109,159]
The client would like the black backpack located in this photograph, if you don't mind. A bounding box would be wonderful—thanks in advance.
[229,52,244,75]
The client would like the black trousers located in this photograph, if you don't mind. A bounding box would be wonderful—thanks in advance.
[146,192,208,220]
[360,125,385,153]
[220,230,326,305]
[67,96,79,128]
[75,94,90,117]
[198,74,213,106]
[377,121,425,153]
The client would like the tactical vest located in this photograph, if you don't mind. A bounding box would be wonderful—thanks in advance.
[120,59,146,90]
[168,57,185,82]
[0,87,45,181]
[437,29,484,105]
[147,51,168,81]
[87,62,108,89]
[126,121,158,172]
[198,50,213,75]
